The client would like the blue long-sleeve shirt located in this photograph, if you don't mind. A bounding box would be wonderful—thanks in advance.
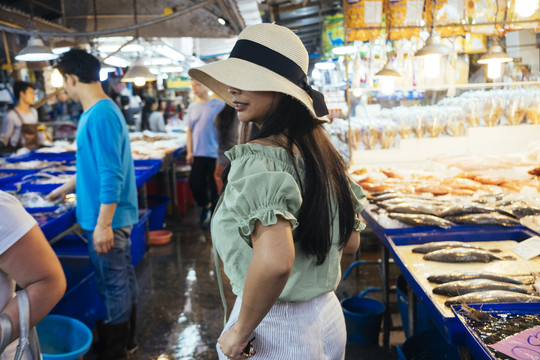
[76,99,138,231]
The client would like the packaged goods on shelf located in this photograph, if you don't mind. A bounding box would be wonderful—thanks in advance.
[345,0,384,42]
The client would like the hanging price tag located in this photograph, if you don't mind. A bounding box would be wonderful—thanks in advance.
[491,326,540,360]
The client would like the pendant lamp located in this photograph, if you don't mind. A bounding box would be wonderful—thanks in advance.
[121,57,156,86]
[15,36,59,62]
[477,38,513,64]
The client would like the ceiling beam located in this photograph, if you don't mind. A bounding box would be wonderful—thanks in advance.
[34,0,62,15]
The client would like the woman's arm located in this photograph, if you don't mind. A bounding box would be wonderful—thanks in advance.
[343,230,360,254]
[0,224,66,342]
[218,216,295,359]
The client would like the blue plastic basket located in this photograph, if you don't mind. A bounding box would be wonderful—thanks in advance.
[147,194,170,231]
[131,209,151,267]
[397,329,461,360]
[341,288,385,345]
[36,314,92,360]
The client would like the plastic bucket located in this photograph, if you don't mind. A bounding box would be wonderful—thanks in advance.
[397,329,461,360]
[36,314,93,360]
[147,194,170,231]
[396,274,435,338]
[341,294,385,345]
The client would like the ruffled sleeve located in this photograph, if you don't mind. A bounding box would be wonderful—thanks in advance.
[225,172,302,246]
[349,178,368,231]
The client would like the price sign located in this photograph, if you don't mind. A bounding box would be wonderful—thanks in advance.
[491,326,540,360]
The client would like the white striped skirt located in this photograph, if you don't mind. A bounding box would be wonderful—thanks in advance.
[216,291,346,360]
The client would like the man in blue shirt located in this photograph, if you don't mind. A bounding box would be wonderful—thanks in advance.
[185,80,224,226]
[47,49,138,360]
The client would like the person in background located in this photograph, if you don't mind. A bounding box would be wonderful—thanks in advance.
[46,49,139,360]
[0,190,66,358]
[213,104,239,194]
[141,97,166,133]
[0,81,40,152]
[185,80,225,226]
[189,23,366,359]
[120,95,141,131]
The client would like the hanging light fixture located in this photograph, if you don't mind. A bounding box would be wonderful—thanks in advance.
[374,59,401,95]
[477,1,512,80]
[414,0,450,79]
[15,35,59,62]
[121,57,156,86]
[477,38,513,65]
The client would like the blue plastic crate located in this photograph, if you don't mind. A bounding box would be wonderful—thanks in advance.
[0,169,38,187]
[146,194,169,231]
[51,255,105,330]
[32,151,76,161]
[26,206,76,241]
[52,234,88,257]
[17,171,75,193]
[451,303,540,360]
[131,209,151,267]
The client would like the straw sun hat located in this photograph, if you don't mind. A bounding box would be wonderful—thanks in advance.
[188,23,329,121]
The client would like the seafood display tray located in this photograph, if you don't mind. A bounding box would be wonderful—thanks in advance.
[0,169,38,186]
[26,206,76,241]
[387,228,538,345]
[451,303,540,360]
[15,171,76,193]
[5,150,75,163]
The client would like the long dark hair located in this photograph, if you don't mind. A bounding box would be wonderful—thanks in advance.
[224,95,355,265]
[141,97,156,131]
[214,105,237,145]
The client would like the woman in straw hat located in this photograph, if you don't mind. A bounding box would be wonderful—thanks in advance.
[189,23,366,360]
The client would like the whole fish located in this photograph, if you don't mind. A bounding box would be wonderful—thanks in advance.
[446,213,519,227]
[440,203,496,217]
[427,272,524,285]
[385,203,445,217]
[432,279,531,297]
[388,213,455,229]
[423,248,503,263]
[444,290,540,307]
[412,241,501,254]
[498,204,540,219]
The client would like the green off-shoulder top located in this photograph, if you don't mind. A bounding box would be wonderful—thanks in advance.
[210,143,367,302]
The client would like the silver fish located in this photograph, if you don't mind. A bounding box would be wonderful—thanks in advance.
[444,290,540,307]
[412,241,500,254]
[385,203,445,217]
[440,203,496,217]
[423,248,503,263]
[445,213,519,227]
[498,204,540,219]
[427,272,524,285]
[433,279,531,297]
[388,213,455,229]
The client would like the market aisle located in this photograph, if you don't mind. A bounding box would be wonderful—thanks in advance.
[127,205,404,360]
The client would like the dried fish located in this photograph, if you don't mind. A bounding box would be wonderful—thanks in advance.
[439,203,496,217]
[445,213,519,227]
[412,241,500,254]
[427,272,524,285]
[423,248,503,263]
[432,279,531,297]
[444,290,540,307]
[388,212,455,229]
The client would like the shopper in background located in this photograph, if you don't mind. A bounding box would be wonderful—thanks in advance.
[141,97,166,133]
[0,191,66,359]
[0,81,40,153]
[189,23,366,360]
[120,95,142,131]
[213,104,239,194]
[185,80,225,226]
[46,49,139,360]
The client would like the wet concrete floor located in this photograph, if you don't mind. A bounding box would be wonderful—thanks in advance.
[127,205,406,360]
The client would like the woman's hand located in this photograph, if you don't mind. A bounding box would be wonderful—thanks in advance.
[218,325,253,359]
